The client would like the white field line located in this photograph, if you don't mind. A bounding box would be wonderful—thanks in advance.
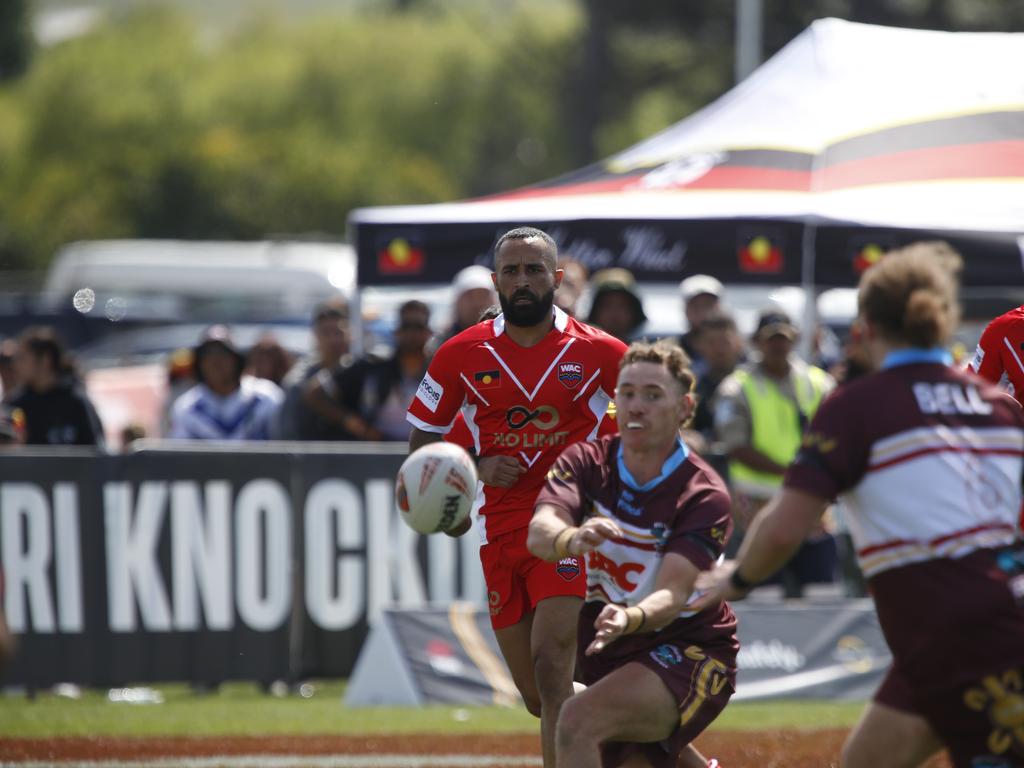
[1,756,543,768]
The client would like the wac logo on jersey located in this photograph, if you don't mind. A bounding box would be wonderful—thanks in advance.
[558,362,584,389]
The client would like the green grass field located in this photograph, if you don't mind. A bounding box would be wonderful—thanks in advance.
[0,682,865,738]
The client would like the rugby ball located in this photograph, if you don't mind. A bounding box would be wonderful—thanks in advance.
[395,442,478,534]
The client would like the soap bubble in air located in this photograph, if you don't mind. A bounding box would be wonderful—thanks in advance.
[105,297,128,322]
[72,288,95,314]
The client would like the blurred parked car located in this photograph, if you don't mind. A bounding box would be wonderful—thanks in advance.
[41,239,356,324]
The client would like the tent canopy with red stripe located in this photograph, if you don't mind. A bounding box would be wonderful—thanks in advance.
[351,18,1024,289]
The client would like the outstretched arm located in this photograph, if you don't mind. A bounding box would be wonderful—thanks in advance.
[686,488,828,611]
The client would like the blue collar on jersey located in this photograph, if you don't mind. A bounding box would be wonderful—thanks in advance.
[881,348,953,370]
[617,436,690,492]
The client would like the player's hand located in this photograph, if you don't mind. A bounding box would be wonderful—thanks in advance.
[683,560,746,613]
[477,456,526,488]
[585,604,628,656]
[444,515,472,539]
[568,518,622,555]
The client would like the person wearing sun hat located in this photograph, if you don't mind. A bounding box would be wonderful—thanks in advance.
[586,267,648,342]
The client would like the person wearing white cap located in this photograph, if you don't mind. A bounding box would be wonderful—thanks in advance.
[677,275,724,377]
[443,265,498,342]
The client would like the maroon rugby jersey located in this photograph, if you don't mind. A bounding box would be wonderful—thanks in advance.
[786,360,1024,688]
[536,435,738,662]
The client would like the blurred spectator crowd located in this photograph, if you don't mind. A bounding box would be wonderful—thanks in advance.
[0,259,895,598]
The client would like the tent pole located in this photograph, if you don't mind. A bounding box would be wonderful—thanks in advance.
[735,0,763,83]
[799,223,819,363]
[346,219,365,358]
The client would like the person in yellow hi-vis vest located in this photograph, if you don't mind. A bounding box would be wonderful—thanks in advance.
[713,310,837,598]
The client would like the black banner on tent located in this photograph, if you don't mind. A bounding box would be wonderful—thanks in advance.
[0,447,486,688]
[356,219,1023,289]
[357,219,808,286]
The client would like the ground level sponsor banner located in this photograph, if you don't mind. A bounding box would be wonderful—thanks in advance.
[0,447,486,688]
[733,601,890,701]
[1,449,889,697]
[345,602,890,706]
[345,605,517,707]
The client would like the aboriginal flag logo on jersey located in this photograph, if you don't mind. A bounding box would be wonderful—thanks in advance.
[473,370,502,391]
[558,362,584,389]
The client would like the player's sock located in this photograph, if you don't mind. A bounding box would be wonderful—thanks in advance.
[572,681,587,695]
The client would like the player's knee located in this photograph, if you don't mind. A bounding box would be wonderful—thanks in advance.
[841,723,924,768]
[520,696,544,720]
[532,651,574,702]
[840,736,865,768]
[840,733,889,768]
[520,691,543,718]
[532,633,575,672]
[556,696,591,748]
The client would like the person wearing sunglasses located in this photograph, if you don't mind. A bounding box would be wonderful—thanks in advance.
[305,300,434,441]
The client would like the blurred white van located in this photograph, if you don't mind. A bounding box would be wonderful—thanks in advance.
[42,239,356,323]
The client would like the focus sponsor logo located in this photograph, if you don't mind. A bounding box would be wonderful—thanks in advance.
[969,345,984,372]
[415,373,444,413]
[557,363,584,389]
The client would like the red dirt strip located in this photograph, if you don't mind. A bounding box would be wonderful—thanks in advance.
[0,732,953,767]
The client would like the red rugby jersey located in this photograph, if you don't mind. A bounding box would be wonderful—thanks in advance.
[969,304,1024,407]
[408,308,626,541]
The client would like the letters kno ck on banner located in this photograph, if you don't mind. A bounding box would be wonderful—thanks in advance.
[0,447,486,688]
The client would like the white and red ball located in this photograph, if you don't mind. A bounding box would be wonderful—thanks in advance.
[395,442,478,534]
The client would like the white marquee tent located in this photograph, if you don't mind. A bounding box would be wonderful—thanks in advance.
[351,18,1024,290]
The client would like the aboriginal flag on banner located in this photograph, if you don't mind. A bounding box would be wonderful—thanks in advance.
[852,243,886,274]
[378,237,426,275]
[737,232,784,274]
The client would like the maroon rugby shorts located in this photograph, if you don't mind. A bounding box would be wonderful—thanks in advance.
[584,640,736,768]
[876,661,1024,767]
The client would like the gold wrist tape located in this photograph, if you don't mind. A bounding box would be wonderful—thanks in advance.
[553,527,577,559]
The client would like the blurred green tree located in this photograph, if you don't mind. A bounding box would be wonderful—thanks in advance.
[0,0,33,82]
[0,5,582,269]
[1,0,1020,272]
